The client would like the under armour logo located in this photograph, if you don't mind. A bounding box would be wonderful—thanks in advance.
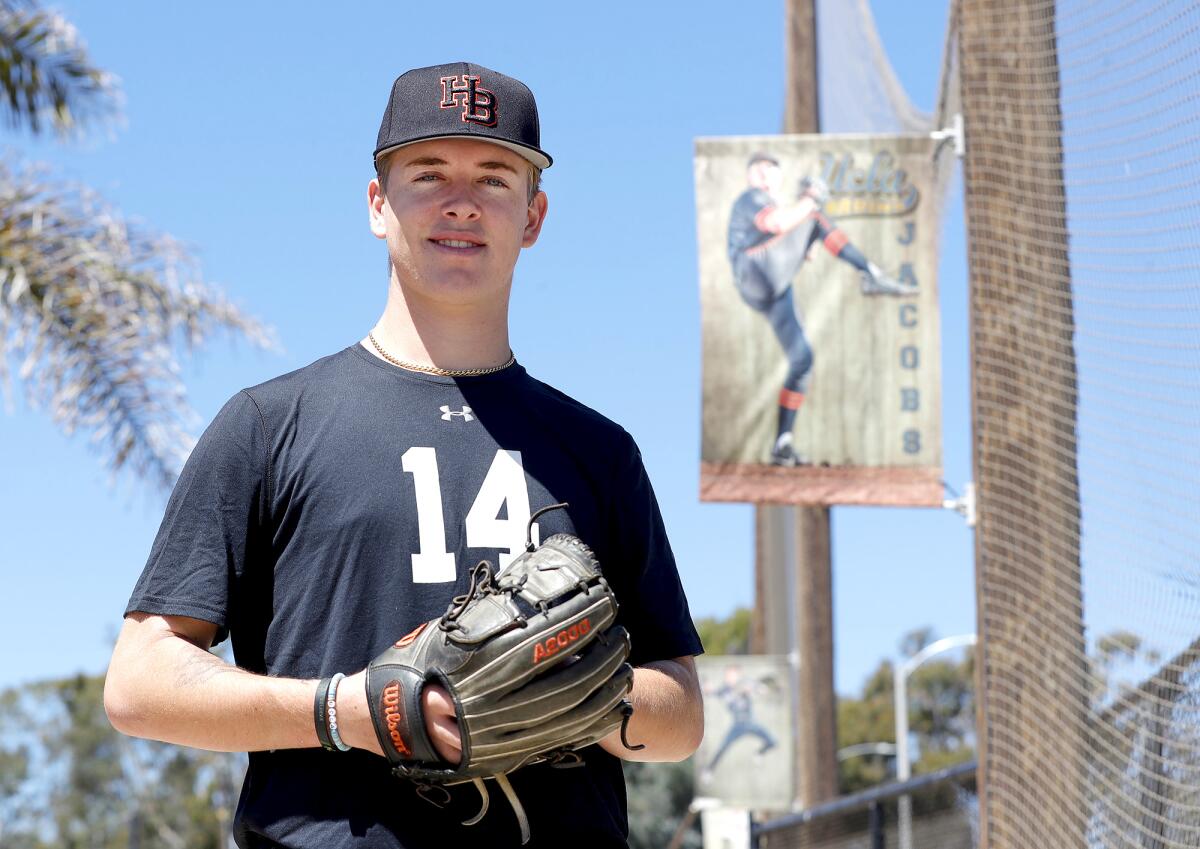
[439,405,475,422]
[439,75,497,127]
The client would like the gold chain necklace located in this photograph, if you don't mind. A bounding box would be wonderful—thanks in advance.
[367,331,515,377]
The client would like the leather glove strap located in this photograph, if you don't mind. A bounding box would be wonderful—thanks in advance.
[365,664,441,766]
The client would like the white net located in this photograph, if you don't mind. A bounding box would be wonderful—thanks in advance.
[816,0,961,223]
[761,1,1200,846]
[961,0,1200,847]
[815,0,933,134]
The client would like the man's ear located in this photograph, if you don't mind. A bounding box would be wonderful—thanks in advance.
[522,191,549,248]
[368,178,388,239]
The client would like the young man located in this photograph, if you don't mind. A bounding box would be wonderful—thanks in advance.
[104,62,704,849]
[727,153,915,466]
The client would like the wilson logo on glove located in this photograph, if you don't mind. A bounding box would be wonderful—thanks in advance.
[394,622,428,649]
[532,617,591,664]
[381,681,412,757]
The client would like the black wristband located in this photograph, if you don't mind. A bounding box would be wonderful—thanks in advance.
[314,676,336,752]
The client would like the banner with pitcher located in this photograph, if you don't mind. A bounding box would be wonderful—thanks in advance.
[695,134,943,505]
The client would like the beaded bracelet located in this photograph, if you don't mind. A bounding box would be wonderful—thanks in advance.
[326,672,351,752]
[314,676,336,751]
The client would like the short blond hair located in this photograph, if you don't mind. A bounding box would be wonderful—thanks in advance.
[375,151,542,204]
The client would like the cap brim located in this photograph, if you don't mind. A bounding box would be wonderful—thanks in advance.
[374,134,552,170]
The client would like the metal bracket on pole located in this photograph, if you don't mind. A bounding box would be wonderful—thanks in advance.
[930,113,964,158]
[943,481,976,527]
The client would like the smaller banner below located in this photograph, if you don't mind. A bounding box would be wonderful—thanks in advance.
[695,655,795,810]
[695,134,943,505]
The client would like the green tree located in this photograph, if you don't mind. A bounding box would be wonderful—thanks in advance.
[836,628,975,794]
[0,0,271,489]
[625,760,701,849]
[837,660,896,792]
[1090,629,1162,704]
[0,673,243,849]
[694,606,751,656]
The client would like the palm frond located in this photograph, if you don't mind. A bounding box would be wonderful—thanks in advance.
[0,160,276,490]
[0,0,117,136]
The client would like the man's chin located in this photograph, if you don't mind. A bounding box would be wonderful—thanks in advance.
[401,274,511,308]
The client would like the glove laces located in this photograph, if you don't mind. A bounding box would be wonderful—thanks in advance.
[439,560,499,632]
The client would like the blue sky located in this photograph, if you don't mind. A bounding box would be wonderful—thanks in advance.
[0,1,974,696]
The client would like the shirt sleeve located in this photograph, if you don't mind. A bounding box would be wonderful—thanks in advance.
[125,390,270,646]
[605,430,704,667]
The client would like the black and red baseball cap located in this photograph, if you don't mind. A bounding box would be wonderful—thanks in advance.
[374,62,552,170]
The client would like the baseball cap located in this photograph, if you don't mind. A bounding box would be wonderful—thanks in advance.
[374,62,552,170]
[748,152,780,167]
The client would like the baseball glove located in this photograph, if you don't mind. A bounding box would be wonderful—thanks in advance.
[365,504,639,844]
[799,174,830,206]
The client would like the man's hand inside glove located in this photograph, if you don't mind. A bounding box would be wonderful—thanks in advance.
[421,683,462,764]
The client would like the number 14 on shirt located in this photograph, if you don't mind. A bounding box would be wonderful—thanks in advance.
[401,446,541,582]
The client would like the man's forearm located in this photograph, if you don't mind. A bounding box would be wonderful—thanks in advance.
[105,613,399,757]
[105,617,321,752]
[600,657,704,763]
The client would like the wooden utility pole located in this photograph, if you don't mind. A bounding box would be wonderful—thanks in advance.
[755,506,837,808]
[751,0,838,810]
[784,0,820,136]
[959,1,1088,847]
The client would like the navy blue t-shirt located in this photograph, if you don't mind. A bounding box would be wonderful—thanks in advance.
[125,344,702,849]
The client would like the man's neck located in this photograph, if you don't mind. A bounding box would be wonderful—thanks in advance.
[364,275,513,372]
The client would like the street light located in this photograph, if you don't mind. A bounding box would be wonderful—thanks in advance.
[894,633,977,849]
[836,741,898,763]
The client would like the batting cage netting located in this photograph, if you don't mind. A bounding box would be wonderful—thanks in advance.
[756,0,1200,847]
[960,0,1200,847]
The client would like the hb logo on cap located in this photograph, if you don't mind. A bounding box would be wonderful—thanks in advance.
[439,75,497,128]
[375,63,552,170]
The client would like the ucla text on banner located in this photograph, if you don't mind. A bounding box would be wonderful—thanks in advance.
[695,134,943,506]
